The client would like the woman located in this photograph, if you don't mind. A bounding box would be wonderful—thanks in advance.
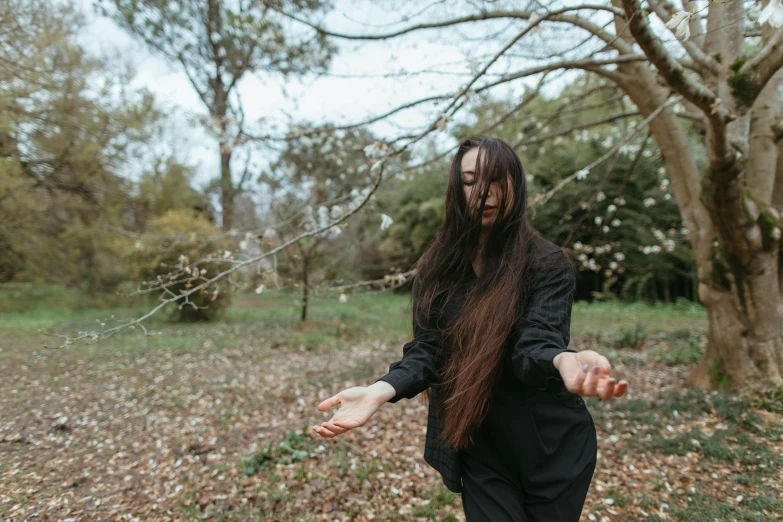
[311,135,629,521]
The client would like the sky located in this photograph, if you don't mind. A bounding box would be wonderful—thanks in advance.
[76,0,542,190]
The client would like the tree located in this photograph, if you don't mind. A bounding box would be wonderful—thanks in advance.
[0,0,161,296]
[98,0,337,231]
[278,0,783,394]
[259,124,397,320]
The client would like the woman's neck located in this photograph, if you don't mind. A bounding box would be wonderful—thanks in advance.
[472,228,490,277]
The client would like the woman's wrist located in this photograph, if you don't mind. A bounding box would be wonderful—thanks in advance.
[368,380,397,404]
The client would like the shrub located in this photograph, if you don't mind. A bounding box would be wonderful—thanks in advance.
[610,322,648,349]
[128,210,233,322]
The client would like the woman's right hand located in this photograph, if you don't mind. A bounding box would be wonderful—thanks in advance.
[312,381,396,438]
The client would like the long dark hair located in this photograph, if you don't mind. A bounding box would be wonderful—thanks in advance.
[413,135,556,451]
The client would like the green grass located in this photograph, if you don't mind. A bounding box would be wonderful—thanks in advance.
[572,299,707,335]
[3,283,710,351]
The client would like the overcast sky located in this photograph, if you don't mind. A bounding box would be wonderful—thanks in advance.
[76,1,554,194]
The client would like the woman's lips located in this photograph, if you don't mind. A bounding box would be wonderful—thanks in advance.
[482,207,496,215]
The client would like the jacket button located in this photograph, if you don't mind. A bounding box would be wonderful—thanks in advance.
[576,397,584,406]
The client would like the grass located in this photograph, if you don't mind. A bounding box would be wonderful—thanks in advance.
[4,283,782,521]
[572,298,707,335]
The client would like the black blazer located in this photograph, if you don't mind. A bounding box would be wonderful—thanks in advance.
[375,243,578,493]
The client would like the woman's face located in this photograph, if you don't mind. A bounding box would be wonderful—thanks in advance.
[460,146,513,227]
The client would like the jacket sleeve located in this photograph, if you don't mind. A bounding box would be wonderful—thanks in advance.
[374,278,443,403]
[509,252,577,390]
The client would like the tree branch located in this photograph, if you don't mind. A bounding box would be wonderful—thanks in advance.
[274,5,633,53]
[646,0,721,76]
[741,28,783,105]
[619,0,733,165]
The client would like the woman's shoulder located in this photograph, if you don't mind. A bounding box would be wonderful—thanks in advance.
[530,236,569,264]
[529,238,574,281]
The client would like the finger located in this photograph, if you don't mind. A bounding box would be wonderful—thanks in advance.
[574,363,591,394]
[598,377,616,400]
[583,365,601,396]
[322,421,347,435]
[614,380,629,397]
[314,424,336,437]
[317,394,342,411]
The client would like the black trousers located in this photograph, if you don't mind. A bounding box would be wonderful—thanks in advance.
[458,385,597,522]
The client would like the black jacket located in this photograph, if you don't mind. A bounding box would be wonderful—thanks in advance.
[375,243,577,493]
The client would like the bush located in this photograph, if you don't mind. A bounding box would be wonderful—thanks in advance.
[128,210,233,322]
[610,322,648,349]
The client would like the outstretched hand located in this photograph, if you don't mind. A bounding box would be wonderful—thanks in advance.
[311,385,386,438]
[554,350,629,400]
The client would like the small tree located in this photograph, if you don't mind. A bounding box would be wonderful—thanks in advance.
[99,0,336,230]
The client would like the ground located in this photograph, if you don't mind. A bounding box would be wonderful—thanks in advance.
[1,287,781,521]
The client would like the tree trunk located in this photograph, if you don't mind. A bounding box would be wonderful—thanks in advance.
[688,263,783,392]
[607,4,783,393]
[301,253,309,322]
[220,144,234,231]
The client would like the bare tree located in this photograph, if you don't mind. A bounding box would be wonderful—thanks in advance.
[97,0,336,230]
[273,0,783,394]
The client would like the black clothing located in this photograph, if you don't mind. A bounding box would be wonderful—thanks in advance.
[375,242,596,520]
[459,386,596,521]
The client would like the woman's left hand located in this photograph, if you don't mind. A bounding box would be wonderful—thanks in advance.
[553,350,629,400]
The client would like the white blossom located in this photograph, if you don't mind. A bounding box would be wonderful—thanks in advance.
[528,12,542,26]
[380,213,394,231]
[596,191,606,202]
[607,204,617,213]
[339,294,348,303]
[328,226,342,238]
[660,179,670,191]
[330,205,345,220]
[255,284,265,294]
[680,227,689,236]
[575,169,590,181]
[573,241,583,250]
[644,197,656,208]
[665,11,693,40]
[602,225,610,233]
[609,262,618,270]
[594,216,603,225]
[614,252,625,261]
[760,0,783,27]
[612,219,621,227]
[363,141,389,160]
